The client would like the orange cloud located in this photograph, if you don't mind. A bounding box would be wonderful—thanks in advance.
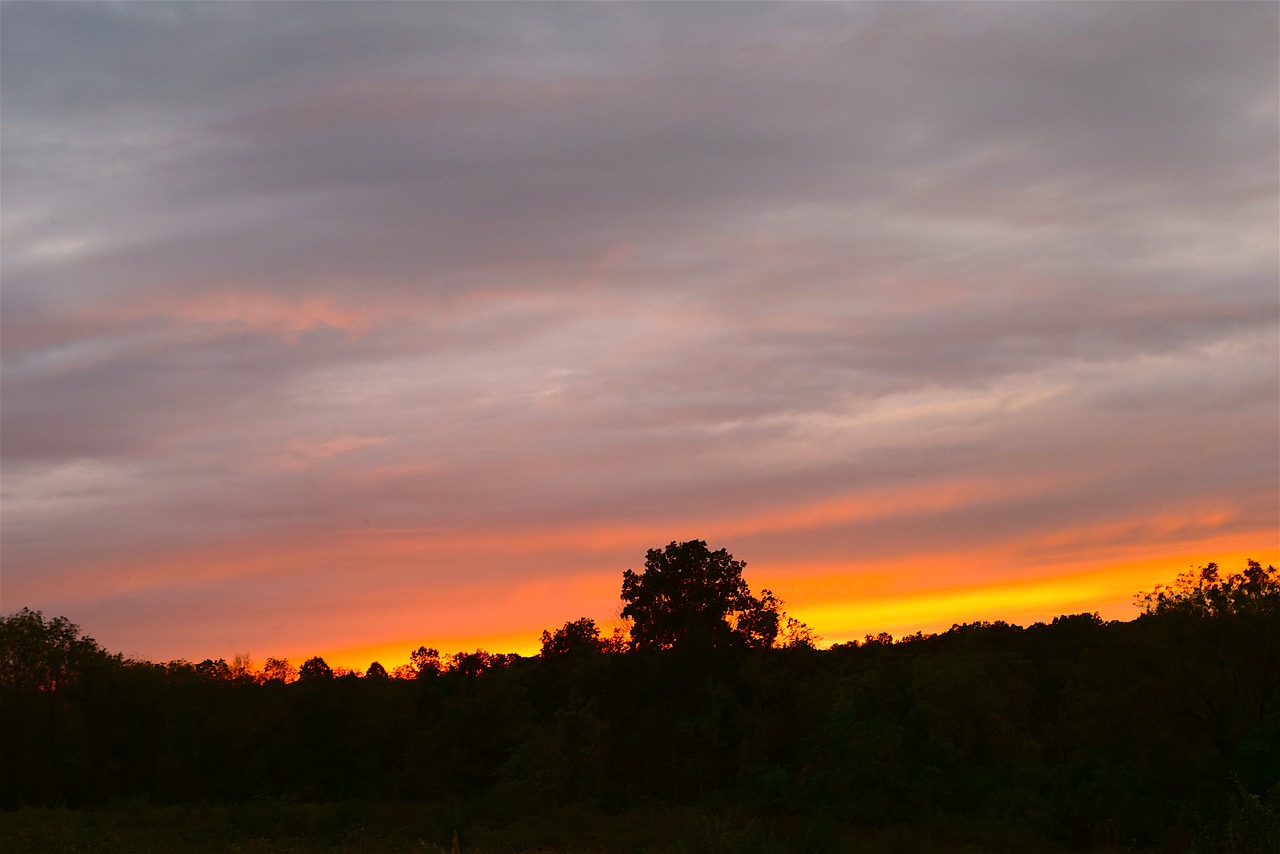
[128,290,381,338]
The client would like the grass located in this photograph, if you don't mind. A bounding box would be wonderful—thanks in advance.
[0,799,1087,854]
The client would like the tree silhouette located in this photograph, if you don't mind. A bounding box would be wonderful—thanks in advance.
[365,661,389,680]
[229,653,256,684]
[733,588,783,649]
[0,608,107,694]
[195,658,232,681]
[448,650,515,678]
[1137,559,1279,617]
[298,656,334,682]
[409,646,442,678]
[621,540,778,650]
[262,656,296,683]
[540,617,606,656]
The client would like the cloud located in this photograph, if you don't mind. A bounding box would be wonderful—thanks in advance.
[1,2,1276,663]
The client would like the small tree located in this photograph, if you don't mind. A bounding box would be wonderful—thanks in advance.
[779,613,822,649]
[540,617,606,657]
[298,656,334,682]
[263,656,297,683]
[447,650,516,677]
[229,652,256,684]
[365,661,389,680]
[195,658,232,681]
[409,646,442,679]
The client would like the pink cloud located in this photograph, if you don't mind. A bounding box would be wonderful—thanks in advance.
[272,435,391,471]
[127,290,382,338]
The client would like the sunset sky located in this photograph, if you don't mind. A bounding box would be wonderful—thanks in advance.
[2,2,1277,671]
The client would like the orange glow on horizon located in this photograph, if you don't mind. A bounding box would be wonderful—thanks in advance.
[313,628,547,675]
[777,546,1279,646]
[24,488,1271,671]
[276,545,1277,674]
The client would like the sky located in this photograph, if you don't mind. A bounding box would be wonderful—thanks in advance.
[2,1,1277,670]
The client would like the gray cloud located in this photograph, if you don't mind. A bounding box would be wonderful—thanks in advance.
[2,2,1276,659]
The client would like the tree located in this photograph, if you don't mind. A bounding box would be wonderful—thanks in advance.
[409,646,442,679]
[229,653,256,684]
[263,656,296,683]
[298,656,334,682]
[621,540,780,650]
[195,658,232,681]
[779,613,822,649]
[540,617,606,657]
[448,650,515,678]
[365,661,389,680]
[0,608,108,695]
[1137,560,1279,617]
[733,588,784,649]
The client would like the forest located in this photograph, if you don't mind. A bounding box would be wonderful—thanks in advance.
[2,543,1278,853]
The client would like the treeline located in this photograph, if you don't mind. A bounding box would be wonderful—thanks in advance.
[2,547,1278,852]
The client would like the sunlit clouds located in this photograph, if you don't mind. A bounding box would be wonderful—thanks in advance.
[2,2,1276,669]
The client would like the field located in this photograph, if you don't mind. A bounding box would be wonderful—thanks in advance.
[0,800,1077,854]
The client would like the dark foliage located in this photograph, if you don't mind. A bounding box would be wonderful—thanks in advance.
[2,559,1278,852]
[1138,559,1279,617]
[621,539,795,650]
[298,656,334,682]
[540,617,607,657]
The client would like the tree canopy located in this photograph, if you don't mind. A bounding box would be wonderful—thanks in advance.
[540,617,606,657]
[298,656,334,682]
[620,540,784,650]
[1137,559,1278,617]
[0,608,111,695]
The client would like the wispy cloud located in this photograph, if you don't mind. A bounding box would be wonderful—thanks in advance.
[2,2,1275,665]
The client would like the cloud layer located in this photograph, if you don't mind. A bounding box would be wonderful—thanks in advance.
[3,2,1276,664]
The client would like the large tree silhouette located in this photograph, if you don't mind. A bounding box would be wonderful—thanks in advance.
[621,540,780,650]
[0,608,108,694]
